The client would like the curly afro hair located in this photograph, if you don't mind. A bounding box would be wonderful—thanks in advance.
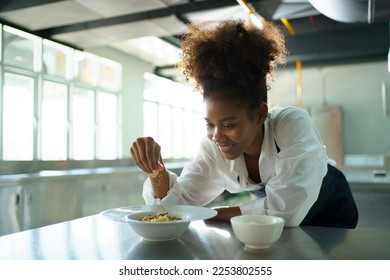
[179,19,287,115]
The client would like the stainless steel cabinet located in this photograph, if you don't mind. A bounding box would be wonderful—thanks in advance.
[0,185,23,236]
[81,172,146,216]
[22,180,83,230]
[0,168,149,236]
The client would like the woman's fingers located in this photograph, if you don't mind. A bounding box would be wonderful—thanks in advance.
[130,137,161,174]
[144,137,161,172]
[156,161,164,171]
[133,137,151,173]
[130,145,146,172]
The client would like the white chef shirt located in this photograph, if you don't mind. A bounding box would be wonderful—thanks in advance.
[142,106,328,227]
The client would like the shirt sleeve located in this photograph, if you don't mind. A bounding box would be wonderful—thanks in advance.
[240,107,328,227]
[142,138,227,207]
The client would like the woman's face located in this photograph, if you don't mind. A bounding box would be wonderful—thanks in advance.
[204,97,265,160]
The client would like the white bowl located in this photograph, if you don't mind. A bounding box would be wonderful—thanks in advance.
[126,211,191,241]
[100,205,217,242]
[230,215,284,249]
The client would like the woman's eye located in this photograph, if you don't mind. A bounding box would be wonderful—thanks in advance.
[206,123,214,129]
[224,124,235,129]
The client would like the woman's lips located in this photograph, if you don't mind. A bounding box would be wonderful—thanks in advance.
[218,143,235,154]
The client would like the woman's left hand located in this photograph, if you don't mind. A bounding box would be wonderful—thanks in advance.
[210,206,241,221]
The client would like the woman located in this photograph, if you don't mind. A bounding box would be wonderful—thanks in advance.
[130,19,358,228]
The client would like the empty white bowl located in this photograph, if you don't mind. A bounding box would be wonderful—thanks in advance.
[230,215,284,249]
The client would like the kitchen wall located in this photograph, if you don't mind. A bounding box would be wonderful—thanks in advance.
[269,60,390,159]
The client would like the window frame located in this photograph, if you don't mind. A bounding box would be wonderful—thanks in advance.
[143,72,204,160]
[0,24,123,163]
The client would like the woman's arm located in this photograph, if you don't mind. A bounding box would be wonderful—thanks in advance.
[210,206,242,221]
[149,167,170,199]
[267,107,328,226]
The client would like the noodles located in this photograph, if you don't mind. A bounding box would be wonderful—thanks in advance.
[139,211,181,222]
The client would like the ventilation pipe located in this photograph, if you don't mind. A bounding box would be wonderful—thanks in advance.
[308,0,376,23]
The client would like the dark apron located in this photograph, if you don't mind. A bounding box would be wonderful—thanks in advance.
[300,164,358,228]
[250,164,359,229]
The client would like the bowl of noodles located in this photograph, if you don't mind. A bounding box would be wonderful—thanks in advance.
[101,205,217,241]
[126,210,190,241]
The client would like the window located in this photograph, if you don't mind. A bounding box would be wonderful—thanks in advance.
[0,24,122,161]
[74,51,98,85]
[99,57,122,91]
[97,92,119,159]
[143,73,204,159]
[41,81,68,160]
[3,26,40,71]
[72,88,95,160]
[2,73,34,160]
[43,39,72,79]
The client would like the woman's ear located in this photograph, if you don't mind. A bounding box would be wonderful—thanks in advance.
[256,102,268,124]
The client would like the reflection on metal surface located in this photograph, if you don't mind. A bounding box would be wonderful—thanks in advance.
[235,227,329,260]
[208,227,231,239]
[1,215,390,260]
[180,220,241,260]
[126,239,194,260]
[0,185,23,236]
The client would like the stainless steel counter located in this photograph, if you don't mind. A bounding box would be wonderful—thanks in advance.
[344,170,390,186]
[0,214,389,260]
[0,163,185,236]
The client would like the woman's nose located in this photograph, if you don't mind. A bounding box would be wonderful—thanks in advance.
[212,127,222,142]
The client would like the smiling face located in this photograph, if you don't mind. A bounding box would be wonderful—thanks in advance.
[204,97,267,160]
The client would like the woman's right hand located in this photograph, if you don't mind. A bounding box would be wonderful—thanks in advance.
[130,137,163,174]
